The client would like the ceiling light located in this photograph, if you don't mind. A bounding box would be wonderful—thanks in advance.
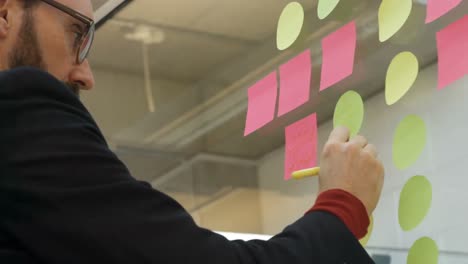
[124,24,165,45]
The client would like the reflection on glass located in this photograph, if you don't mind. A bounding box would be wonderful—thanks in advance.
[82,1,468,261]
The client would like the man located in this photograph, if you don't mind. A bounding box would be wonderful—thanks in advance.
[0,0,384,263]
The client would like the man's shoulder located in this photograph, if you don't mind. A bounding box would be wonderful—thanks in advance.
[0,67,106,147]
[0,67,61,85]
[0,67,76,100]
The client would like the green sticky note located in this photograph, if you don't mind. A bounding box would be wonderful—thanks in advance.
[359,215,373,247]
[277,2,304,50]
[393,115,427,170]
[333,90,364,137]
[317,0,340,20]
[407,237,439,264]
[378,0,413,42]
[399,176,432,231]
[386,51,419,105]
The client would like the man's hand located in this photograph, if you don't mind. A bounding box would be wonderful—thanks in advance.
[319,126,384,215]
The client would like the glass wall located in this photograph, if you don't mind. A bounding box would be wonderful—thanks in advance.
[84,0,468,262]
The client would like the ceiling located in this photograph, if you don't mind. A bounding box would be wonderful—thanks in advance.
[89,0,317,82]
[92,0,108,9]
[83,0,468,185]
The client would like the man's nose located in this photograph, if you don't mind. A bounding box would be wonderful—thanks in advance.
[69,60,95,90]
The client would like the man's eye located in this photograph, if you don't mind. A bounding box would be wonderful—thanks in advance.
[71,32,82,49]
[73,31,82,40]
[71,25,84,44]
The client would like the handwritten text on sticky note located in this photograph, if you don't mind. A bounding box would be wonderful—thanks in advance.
[426,0,462,24]
[284,113,318,180]
[320,21,357,91]
[278,49,312,117]
[244,71,278,136]
[436,15,468,90]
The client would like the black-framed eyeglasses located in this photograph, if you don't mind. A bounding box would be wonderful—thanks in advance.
[39,0,95,65]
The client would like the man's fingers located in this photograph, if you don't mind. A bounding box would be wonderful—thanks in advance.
[349,135,368,148]
[363,144,378,157]
[329,126,350,143]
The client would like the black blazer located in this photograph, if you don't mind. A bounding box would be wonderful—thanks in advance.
[0,67,373,264]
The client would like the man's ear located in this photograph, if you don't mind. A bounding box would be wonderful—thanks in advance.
[0,0,10,39]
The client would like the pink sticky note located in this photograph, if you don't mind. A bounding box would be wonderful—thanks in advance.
[436,15,468,90]
[244,71,278,136]
[426,0,462,24]
[320,21,357,91]
[284,113,318,180]
[277,50,312,117]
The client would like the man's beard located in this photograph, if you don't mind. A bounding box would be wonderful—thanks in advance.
[8,10,80,97]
